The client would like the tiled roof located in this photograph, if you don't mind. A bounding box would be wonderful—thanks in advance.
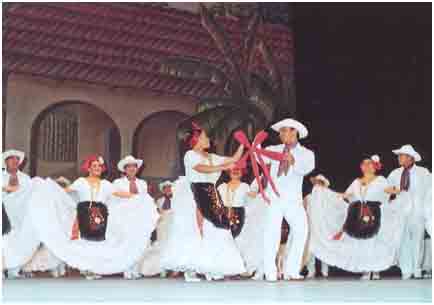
[3,3,293,98]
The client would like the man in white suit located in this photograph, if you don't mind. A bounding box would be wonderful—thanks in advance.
[387,145,431,280]
[259,119,315,281]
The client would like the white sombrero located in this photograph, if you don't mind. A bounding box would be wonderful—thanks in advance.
[117,155,144,172]
[159,180,174,192]
[2,150,25,169]
[310,174,330,187]
[392,145,421,162]
[271,118,309,139]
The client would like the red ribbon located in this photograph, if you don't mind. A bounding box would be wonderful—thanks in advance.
[233,130,286,203]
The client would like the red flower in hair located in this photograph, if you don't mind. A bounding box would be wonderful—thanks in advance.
[81,155,107,173]
[370,155,383,171]
[185,122,203,149]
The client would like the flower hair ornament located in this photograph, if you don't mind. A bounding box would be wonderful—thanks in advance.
[81,155,107,173]
[184,122,203,149]
[370,154,383,171]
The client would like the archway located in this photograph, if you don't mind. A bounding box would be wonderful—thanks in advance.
[132,111,190,180]
[30,101,121,180]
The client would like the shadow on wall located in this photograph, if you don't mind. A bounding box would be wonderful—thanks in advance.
[133,110,190,179]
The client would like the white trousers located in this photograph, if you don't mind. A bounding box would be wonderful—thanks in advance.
[399,212,425,276]
[263,197,308,279]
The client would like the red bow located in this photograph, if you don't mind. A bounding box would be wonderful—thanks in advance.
[233,130,286,203]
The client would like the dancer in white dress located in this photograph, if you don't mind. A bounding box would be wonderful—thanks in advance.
[28,155,156,280]
[304,175,330,278]
[309,155,403,280]
[2,150,40,279]
[156,181,174,247]
[155,180,176,278]
[112,155,160,279]
[21,177,71,278]
[217,167,258,276]
[386,145,432,280]
[161,122,246,281]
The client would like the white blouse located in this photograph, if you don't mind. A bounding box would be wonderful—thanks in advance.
[345,176,389,204]
[217,182,250,208]
[184,150,226,184]
[112,176,148,194]
[69,177,114,203]
[2,170,32,189]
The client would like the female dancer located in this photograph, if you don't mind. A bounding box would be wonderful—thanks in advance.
[161,122,246,281]
[29,155,154,280]
[217,167,249,238]
[217,167,261,277]
[308,155,403,280]
[304,175,331,278]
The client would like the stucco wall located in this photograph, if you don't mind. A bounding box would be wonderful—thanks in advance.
[134,111,189,178]
[5,73,197,178]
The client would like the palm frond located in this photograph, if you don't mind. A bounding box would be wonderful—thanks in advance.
[209,108,248,140]
[257,39,284,99]
[248,73,279,121]
[196,97,241,113]
[244,104,268,131]
[199,3,247,99]
[243,13,261,71]
[160,57,230,85]
[176,106,232,141]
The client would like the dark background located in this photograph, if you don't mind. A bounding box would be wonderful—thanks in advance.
[292,3,431,192]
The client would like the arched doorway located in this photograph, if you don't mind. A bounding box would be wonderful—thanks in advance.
[30,101,121,180]
[133,111,190,180]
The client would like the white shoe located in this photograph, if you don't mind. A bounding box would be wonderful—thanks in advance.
[58,264,66,277]
[265,274,278,282]
[401,273,412,280]
[284,274,305,281]
[361,272,372,280]
[85,274,96,280]
[160,271,168,278]
[123,272,133,280]
[306,271,315,279]
[414,270,422,279]
[252,272,264,281]
[51,269,60,278]
[321,264,329,278]
[372,272,381,280]
[7,268,22,279]
[184,271,201,282]
[85,273,102,280]
[240,271,252,278]
[423,271,432,279]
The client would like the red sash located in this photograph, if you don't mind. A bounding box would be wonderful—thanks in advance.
[233,130,286,203]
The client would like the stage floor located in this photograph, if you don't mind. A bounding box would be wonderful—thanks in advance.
[2,277,432,303]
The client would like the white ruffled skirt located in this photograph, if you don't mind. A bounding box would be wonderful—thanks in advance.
[234,196,268,274]
[160,177,245,276]
[307,186,405,272]
[22,245,64,272]
[27,178,159,275]
[3,178,44,270]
